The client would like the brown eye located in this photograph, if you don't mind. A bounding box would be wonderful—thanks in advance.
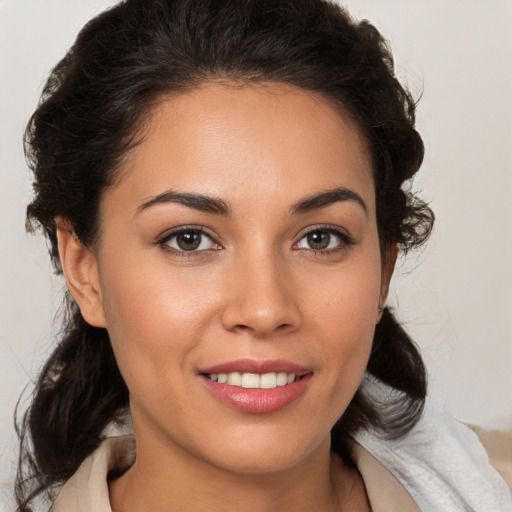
[295,228,351,252]
[306,231,331,250]
[163,229,217,252]
[176,231,201,251]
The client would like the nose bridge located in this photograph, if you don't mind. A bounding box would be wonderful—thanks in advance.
[222,245,301,337]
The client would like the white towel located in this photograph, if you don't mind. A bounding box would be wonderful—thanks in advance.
[355,378,512,511]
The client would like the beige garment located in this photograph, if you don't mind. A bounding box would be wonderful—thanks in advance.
[52,437,136,512]
[468,425,512,490]
[52,430,512,512]
[352,443,420,511]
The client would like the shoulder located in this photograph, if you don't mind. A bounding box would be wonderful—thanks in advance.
[355,390,512,511]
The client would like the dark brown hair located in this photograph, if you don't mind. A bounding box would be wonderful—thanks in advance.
[17,0,433,509]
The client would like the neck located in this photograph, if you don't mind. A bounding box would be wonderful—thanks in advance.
[109,427,361,512]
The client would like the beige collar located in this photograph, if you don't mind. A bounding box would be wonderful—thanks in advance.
[352,441,420,512]
[52,435,419,512]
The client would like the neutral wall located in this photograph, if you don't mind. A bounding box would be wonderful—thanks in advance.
[1,0,511,508]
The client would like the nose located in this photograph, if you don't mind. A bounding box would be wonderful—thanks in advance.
[221,251,302,338]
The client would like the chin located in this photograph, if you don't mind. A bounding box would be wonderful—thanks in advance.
[193,426,330,476]
[212,449,312,475]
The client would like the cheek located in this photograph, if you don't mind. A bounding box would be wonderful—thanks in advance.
[97,255,218,393]
[315,291,375,380]
[303,252,381,397]
[307,250,381,337]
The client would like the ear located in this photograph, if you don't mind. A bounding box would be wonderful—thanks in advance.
[378,242,398,316]
[56,218,107,328]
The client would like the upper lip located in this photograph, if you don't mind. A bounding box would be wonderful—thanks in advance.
[199,359,312,376]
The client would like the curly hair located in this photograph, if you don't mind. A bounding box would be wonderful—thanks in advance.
[17,0,434,509]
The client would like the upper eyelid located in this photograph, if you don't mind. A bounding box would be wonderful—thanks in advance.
[294,224,352,241]
[156,225,219,244]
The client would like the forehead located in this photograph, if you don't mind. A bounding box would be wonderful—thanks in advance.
[111,82,374,215]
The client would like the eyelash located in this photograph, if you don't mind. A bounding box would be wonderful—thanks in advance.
[294,226,354,255]
[156,225,353,258]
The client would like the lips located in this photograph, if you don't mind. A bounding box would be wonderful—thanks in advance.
[198,359,313,413]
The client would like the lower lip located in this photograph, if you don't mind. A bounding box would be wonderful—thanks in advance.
[200,374,313,413]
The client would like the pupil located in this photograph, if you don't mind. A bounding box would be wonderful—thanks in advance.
[307,231,330,250]
[177,231,201,251]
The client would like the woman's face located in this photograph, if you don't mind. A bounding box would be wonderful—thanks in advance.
[86,83,392,473]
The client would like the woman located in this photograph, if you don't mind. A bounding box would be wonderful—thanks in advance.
[15,0,512,510]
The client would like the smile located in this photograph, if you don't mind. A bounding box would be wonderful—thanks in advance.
[199,360,313,413]
[206,372,298,389]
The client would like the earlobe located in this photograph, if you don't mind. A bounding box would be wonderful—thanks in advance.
[55,218,107,328]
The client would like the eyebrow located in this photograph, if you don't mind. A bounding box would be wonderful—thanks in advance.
[136,190,231,216]
[136,186,366,217]
[291,187,367,216]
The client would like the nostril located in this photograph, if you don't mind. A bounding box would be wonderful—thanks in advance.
[231,323,251,331]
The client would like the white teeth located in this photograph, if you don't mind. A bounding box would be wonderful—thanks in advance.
[241,373,260,388]
[276,372,288,386]
[260,372,277,389]
[227,372,242,386]
[208,371,298,389]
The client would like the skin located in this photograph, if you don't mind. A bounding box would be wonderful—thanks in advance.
[57,82,396,511]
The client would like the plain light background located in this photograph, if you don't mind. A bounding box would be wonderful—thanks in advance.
[1,0,511,508]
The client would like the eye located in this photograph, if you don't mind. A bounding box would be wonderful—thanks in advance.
[160,228,219,252]
[294,228,351,251]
